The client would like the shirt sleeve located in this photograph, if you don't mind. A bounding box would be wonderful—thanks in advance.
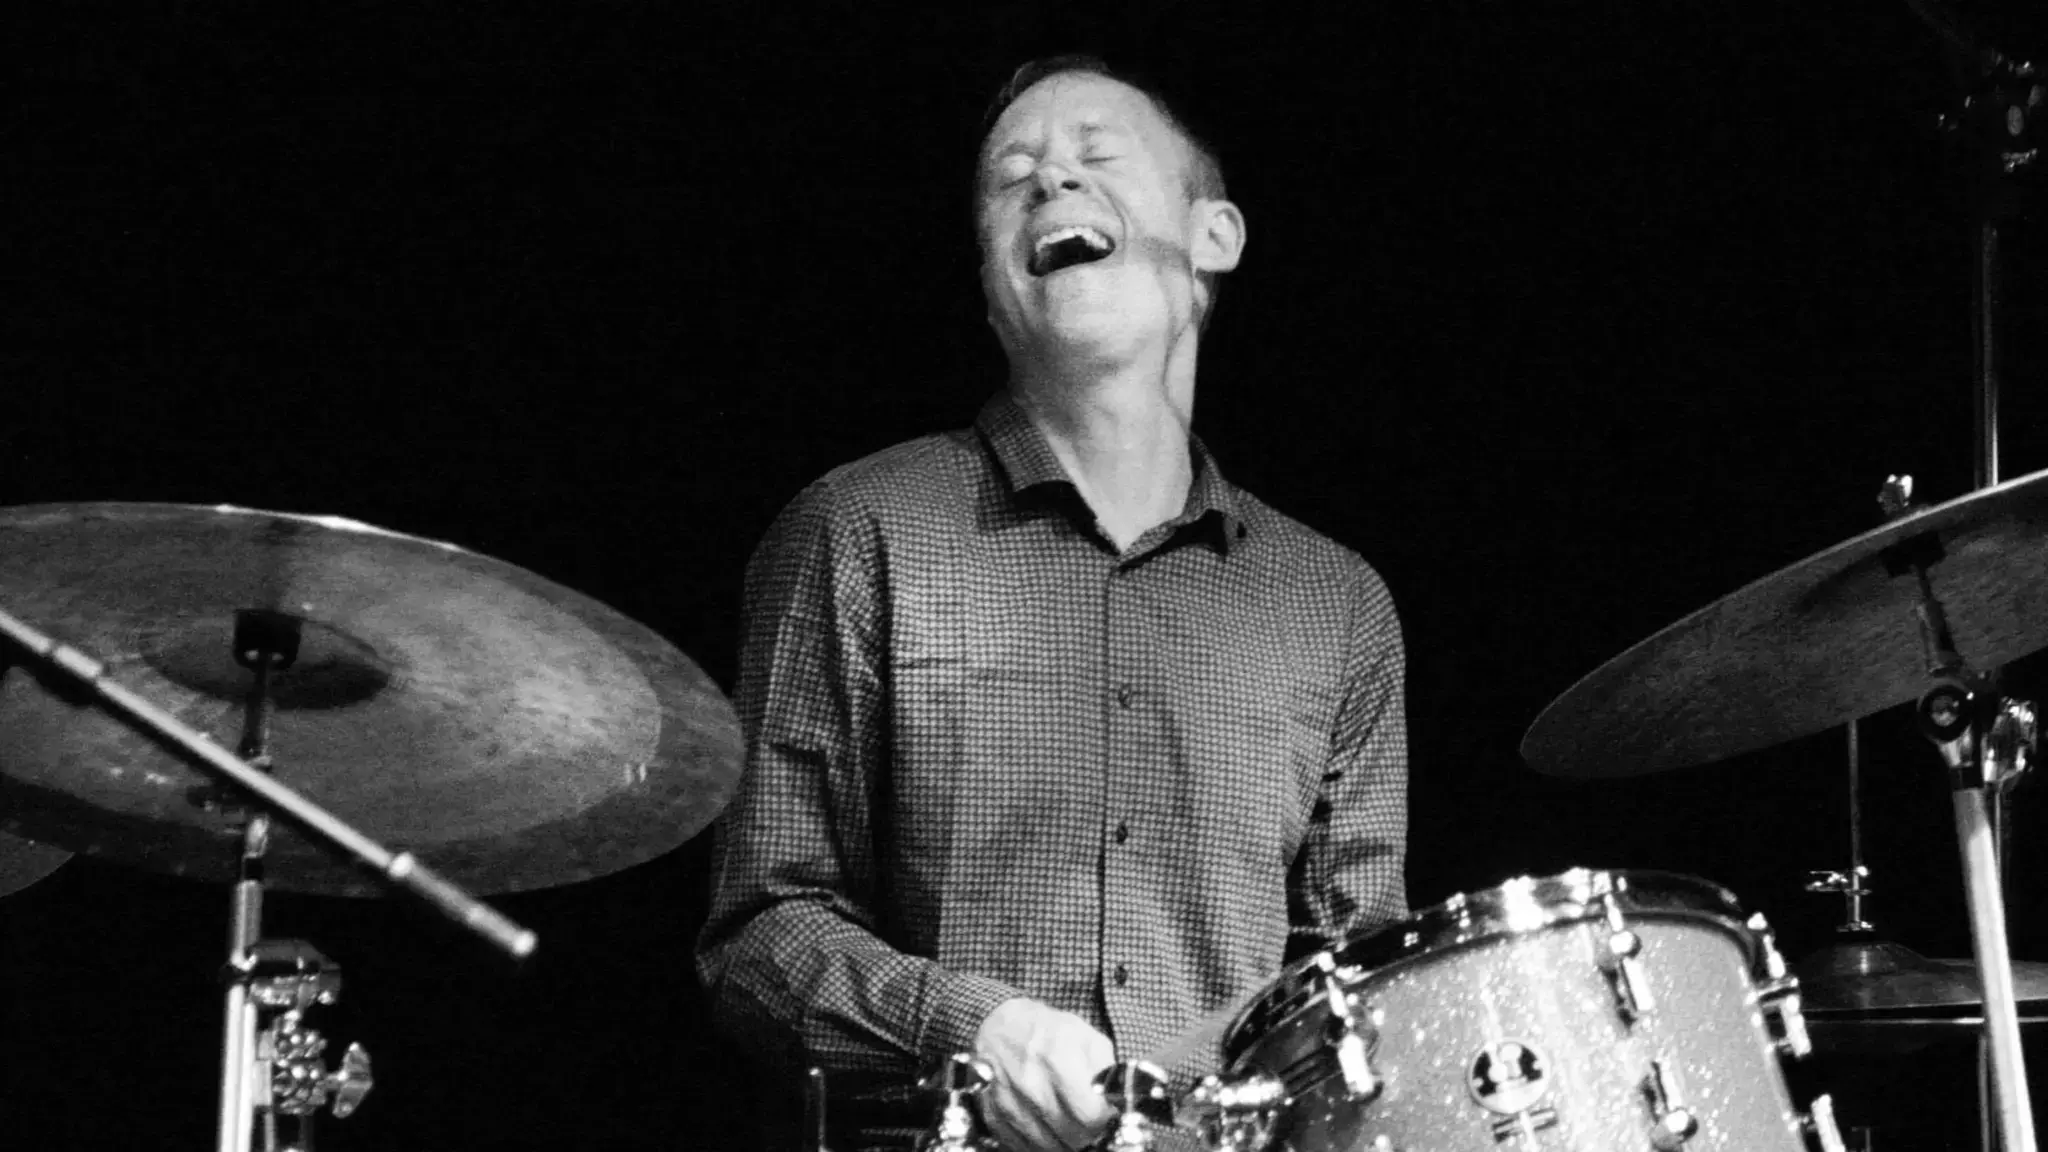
[694,476,1022,1082]
[1286,564,1409,958]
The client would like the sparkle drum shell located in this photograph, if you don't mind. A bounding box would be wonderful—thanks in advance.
[1217,870,1823,1151]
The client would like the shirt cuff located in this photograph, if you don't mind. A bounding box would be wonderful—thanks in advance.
[918,969,1027,1065]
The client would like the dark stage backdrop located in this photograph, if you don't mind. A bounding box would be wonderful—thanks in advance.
[5,2,2048,1149]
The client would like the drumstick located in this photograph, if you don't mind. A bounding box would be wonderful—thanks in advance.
[1141,981,1269,1076]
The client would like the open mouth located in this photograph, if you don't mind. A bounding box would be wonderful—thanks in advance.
[1029,225,1117,276]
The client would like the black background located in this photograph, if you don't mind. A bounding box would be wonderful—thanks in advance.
[6,2,2048,1148]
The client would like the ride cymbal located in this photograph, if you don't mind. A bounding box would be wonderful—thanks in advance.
[1522,466,2048,776]
[0,503,742,896]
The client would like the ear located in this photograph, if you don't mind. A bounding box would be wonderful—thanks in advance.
[1189,198,1246,274]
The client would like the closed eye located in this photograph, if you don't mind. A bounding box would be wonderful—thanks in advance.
[991,156,1036,188]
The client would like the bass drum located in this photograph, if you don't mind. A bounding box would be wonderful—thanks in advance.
[1209,869,1841,1151]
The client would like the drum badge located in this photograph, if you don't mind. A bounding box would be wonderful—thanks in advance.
[1468,1041,1550,1114]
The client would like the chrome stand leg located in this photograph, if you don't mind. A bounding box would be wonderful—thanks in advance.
[1951,787,2034,1152]
[218,821,269,1152]
[1980,1035,1993,1152]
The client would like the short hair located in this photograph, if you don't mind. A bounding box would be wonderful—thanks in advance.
[976,54,1232,332]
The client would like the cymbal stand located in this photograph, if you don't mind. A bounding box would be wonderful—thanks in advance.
[0,603,538,1146]
[1919,677,2037,1152]
[1883,488,2038,1151]
[1957,50,2042,1152]
[1806,719,1875,934]
[216,610,374,1152]
[1898,11,2043,1145]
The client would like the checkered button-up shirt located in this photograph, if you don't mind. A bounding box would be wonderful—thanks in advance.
[697,391,1407,1131]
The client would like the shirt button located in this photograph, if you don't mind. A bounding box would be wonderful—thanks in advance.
[1114,821,1130,844]
[1114,964,1130,986]
[1116,683,1135,708]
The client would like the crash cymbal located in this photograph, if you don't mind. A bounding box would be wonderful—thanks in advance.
[1522,466,2048,776]
[0,503,743,896]
[1797,939,2048,1013]
[0,831,68,898]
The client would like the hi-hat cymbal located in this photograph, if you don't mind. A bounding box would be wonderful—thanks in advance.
[1798,939,2048,1055]
[1522,466,2048,776]
[0,503,743,896]
[1798,939,2048,1013]
[1805,1014,2048,1056]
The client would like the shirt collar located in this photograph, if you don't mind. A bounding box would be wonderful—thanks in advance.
[974,391,1249,553]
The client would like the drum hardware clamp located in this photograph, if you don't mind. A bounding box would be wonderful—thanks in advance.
[241,940,372,1129]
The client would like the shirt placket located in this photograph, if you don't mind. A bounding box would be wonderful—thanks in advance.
[1099,550,1153,1050]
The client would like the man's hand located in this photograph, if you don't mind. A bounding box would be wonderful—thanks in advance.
[972,997,1116,1152]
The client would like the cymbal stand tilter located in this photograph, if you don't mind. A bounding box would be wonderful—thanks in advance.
[215,610,370,1152]
[0,602,537,1152]
[1880,477,2037,1152]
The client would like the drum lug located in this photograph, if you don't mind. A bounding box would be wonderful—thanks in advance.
[1754,978,1813,1059]
[1312,953,1382,1101]
[1745,913,1814,1058]
[1748,912,1791,983]
[1596,890,1655,1022]
[1641,1057,1699,1150]
[1802,1093,1848,1152]
[1602,927,1653,1020]
[1187,1071,1287,1152]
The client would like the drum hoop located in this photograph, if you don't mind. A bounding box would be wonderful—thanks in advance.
[1342,867,1750,965]
[1223,869,1757,1066]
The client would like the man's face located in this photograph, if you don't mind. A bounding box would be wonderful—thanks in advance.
[975,73,1228,362]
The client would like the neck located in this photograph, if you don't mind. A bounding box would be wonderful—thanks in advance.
[1010,335,1199,551]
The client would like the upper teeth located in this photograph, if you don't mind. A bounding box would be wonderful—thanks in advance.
[1035,226,1112,254]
